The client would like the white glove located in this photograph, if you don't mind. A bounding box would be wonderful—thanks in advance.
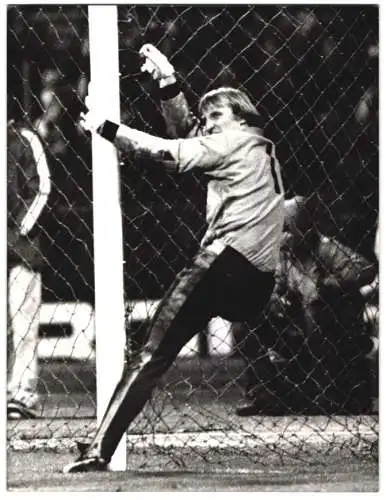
[79,84,106,133]
[139,44,176,87]
[79,109,103,134]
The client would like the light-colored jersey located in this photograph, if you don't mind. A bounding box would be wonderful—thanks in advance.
[175,127,284,272]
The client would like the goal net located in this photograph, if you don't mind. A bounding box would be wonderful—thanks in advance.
[7,4,378,470]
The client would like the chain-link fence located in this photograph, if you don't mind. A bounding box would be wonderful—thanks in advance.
[7,5,378,469]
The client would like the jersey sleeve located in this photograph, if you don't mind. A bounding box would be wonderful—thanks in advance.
[8,129,37,227]
[160,92,202,138]
[8,126,51,230]
[20,129,51,196]
[320,237,377,289]
[176,132,234,173]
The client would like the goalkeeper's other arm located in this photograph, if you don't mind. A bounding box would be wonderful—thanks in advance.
[79,109,228,173]
[87,116,180,166]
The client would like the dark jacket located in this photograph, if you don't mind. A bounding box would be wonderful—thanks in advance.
[7,120,51,268]
[275,232,377,343]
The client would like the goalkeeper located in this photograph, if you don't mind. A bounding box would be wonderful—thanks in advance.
[7,117,51,419]
[64,44,284,473]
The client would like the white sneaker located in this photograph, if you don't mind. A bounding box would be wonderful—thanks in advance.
[7,400,38,419]
[7,390,39,419]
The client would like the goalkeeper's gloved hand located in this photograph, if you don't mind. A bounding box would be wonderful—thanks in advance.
[139,44,176,88]
[79,109,102,134]
[79,83,115,136]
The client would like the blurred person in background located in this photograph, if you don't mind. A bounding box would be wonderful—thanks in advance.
[238,195,378,416]
[63,43,285,472]
[359,218,379,410]
[35,69,88,159]
[7,110,51,419]
[360,219,379,341]
[34,69,63,150]
[34,69,91,208]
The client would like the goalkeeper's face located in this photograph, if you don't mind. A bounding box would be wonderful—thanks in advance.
[201,103,243,135]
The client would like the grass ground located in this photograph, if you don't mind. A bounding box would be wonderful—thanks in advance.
[6,358,379,492]
[7,448,378,492]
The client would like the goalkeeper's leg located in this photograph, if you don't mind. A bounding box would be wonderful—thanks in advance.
[63,246,278,472]
[63,249,218,473]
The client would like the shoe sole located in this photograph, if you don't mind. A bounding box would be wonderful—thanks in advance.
[8,411,23,420]
[63,457,108,473]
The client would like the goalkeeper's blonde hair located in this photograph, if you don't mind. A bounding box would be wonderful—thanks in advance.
[198,87,263,128]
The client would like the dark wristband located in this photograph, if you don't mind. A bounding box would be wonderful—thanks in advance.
[97,120,119,142]
[158,82,181,101]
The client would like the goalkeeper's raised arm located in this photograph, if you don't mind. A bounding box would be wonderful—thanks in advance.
[81,44,200,143]
[139,43,201,138]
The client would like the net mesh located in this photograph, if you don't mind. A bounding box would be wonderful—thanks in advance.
[7,5,378,468]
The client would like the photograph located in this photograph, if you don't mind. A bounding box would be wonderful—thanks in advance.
[6,3,379,492]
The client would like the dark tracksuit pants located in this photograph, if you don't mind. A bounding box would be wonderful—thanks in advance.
[86,245,274,462]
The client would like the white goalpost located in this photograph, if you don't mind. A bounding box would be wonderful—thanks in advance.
[88,6,127,471]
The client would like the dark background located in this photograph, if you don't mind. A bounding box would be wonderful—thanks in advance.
[7,5,379,305]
